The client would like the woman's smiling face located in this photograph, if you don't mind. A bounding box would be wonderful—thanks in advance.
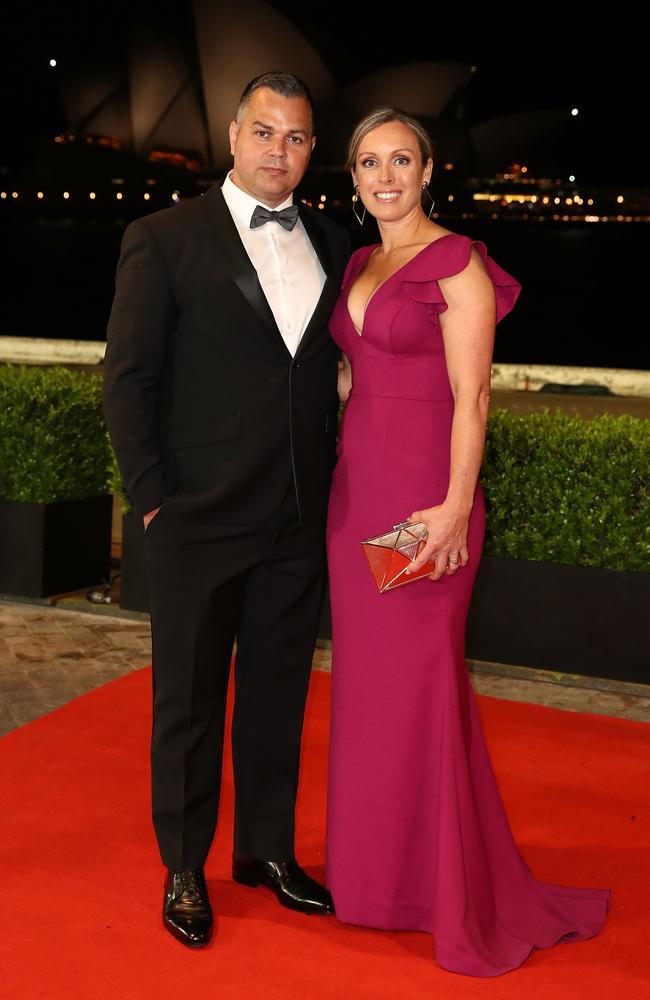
[352,120,432,223]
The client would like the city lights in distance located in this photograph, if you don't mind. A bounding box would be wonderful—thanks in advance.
[1,176,644,227]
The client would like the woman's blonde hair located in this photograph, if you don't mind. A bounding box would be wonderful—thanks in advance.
[345,107,434,170]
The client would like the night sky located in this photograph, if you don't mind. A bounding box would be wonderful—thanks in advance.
[2,0,646,184]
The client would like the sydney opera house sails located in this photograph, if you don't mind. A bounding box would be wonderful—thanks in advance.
[342,62,472,120]
[56,0,474,170]
[129,28,209,168]
[55,0,567,175]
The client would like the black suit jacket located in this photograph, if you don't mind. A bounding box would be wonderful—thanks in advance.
[103,184,350,525]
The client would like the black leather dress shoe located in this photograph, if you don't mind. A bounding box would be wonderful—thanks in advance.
[163,868,213,947]
[232,853,334,915]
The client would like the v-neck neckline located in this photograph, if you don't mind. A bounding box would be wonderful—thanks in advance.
[346,233,456,336]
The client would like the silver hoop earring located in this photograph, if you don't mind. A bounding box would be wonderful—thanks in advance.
[352,187,366,226]
[422,184,435,220]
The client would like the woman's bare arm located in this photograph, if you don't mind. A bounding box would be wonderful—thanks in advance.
[407,248,496,580]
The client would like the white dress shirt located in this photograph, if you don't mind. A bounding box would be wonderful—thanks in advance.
[221,171,326,357]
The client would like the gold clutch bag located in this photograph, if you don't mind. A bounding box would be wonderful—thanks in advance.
[361,520,434,593]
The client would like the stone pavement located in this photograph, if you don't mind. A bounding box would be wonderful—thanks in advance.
[1,600,648,739]
[0,601,151,735]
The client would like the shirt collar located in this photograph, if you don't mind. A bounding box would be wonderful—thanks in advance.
[221,170,295,229]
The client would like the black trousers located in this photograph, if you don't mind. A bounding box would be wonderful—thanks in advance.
[143,485,327,871]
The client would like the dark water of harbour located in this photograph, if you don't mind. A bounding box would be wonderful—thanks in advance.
[1,214,647,371]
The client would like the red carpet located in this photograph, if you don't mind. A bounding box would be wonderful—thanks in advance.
[0,666,648,999]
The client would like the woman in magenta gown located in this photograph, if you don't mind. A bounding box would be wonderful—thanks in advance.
[325,108,610,977]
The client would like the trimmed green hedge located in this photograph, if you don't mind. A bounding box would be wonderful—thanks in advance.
[3,363,647,575]
[482,409,650,573]
[0,365,112,502]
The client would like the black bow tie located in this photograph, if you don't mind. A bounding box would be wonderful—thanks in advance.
[250,204,299,232]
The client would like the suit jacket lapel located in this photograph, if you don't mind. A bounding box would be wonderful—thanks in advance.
[298,204,334,280]
[295,205,339,360]
[203,185,285,346]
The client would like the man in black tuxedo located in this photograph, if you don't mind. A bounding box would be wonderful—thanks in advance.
[103,72,349,947]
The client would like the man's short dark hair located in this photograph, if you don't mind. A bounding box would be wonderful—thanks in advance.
[236,72,315,132]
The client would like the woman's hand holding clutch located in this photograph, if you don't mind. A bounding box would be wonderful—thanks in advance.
[405,502,470,581]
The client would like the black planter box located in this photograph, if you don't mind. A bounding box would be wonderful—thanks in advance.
[466,556,649,684]
[119,511,150,613]
[0,495,113,599]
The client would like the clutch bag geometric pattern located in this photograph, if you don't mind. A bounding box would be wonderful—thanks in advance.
[361,520,434,593]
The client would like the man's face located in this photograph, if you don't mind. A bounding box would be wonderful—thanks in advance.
[229,87,315,207]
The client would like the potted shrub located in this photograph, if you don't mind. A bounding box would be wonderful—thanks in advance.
[0,365,113,598]
[466,409,650,683]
